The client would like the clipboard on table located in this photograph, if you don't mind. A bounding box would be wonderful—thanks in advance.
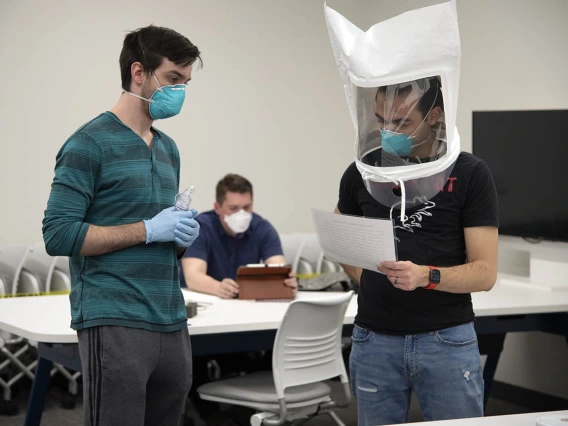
[236,264,294,300]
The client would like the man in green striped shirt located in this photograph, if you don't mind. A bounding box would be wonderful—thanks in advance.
[43,25,201,426]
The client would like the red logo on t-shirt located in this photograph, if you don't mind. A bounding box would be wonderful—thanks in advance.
[439,177,457,193]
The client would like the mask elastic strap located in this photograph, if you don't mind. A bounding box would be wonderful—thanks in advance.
[399,179,406,224]
[123,72,163,102]
[408,132,431,150]
[153,73,164,91]
[387,179,406,225]
[407,87,439,139]
[124,91,155,103]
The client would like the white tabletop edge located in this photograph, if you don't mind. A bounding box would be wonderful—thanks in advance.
[0,280,567,344]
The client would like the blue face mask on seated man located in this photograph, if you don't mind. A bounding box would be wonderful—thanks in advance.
[127,73,186,120]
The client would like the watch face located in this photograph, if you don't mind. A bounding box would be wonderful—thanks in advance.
[430,269,441,284]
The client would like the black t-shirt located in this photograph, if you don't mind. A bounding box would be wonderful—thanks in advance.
[338,152,499,335]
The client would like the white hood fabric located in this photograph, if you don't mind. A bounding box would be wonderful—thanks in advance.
[325,1,462,222]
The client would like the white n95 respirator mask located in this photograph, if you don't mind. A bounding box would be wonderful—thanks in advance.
[223,210,253,234]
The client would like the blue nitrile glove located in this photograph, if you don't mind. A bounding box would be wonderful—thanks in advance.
[144,207,195,244]
[174,210,200,247]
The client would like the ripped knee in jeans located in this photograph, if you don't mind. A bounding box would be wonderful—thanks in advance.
[357,384,378,393]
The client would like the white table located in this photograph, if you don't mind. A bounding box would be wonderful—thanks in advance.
[1,276,567,343]
[393,410,568,425]
[0,291,357,343]
[0,278,566,426]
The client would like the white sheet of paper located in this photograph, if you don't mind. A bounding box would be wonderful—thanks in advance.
[312,209,398,271]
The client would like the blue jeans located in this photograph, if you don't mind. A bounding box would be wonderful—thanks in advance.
[350,322,484,426]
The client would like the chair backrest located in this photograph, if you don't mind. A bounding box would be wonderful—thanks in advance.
[296,258,315,275]
[298,233,323,267]
[22,242,57,293]
[48,256,71,292]
[18,270,41,294]
[297,233,343,275]
[54,256,70,275]
[0,245,31,295]
[293,233,323,276]
[272,291,353,399]
[279,234,306,273]
[48,268,71,292]
[317,256,341,274]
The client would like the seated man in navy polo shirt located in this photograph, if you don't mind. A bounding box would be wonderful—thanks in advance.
[180,173,297,296]
[181,174,297,423]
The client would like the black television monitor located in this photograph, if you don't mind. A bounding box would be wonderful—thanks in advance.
[472,109,568,243]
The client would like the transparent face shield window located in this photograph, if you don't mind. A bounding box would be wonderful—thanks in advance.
[355,76,447,168]
[353,76,455,211]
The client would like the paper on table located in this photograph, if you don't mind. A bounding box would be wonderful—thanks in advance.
[312,209,397,271]
[181,289,219,303]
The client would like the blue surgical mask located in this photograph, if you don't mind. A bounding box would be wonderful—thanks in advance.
[380,128,434,157]
[379,112,436,156]
[126,74,186,120]
[380,130,415,156]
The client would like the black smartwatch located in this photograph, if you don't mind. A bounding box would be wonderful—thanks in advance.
[425,266,440,290]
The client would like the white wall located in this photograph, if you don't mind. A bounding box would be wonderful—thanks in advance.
[1,0,567,401]
[0,0,365,245]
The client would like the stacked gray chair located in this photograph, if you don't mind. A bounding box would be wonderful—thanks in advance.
[21,244,79,409]
[0,245,36,413]
[279,234,306,274]
[47,255,71,293]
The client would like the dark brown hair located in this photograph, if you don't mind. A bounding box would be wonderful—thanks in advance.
[119,25,202,91]
[216,174,253,204]
[377,76,443,117]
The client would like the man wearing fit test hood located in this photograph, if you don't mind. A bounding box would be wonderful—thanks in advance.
[326,1,498,425]
[43,26,201,426]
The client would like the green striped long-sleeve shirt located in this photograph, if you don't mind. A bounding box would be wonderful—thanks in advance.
[43,112,187,332]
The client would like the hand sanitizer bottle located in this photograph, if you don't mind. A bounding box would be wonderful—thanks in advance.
[174,186,195,211]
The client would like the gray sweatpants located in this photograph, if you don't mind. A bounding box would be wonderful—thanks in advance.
[77,325,192,426]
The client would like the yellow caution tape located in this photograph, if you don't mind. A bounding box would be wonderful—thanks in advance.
[0,290,70,298]
[296,273,321,279]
